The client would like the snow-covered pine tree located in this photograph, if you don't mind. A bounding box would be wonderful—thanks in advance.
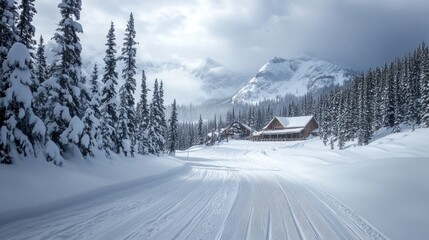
[148,79,165,155]
[329,87,340,149]
[357,74,366,146]
[407,50,421,127]
[33,35,48,119]
[17,0,36,53]
[342,86,354,142]
[362,70,374,145]
[89,64,101,120]
[158,80,167,141]
[382,63,396,128]
[1,0,19,128]
[34,36,47,84]
[0,42,45,164]
[255,108,263,131]
[118,12,137,157]
[43,0,84,158]
[79,64,102,156]
[168,99,178,155]
[100,22,119,157]
[72,70,100,157]
[372,67,383,131]
[136,70,150,155]
[197,114,204,145]
[320,93,333,146]
[117,85,130,156]
[188,123,194,147]
[0,0,19,65]
[393,59,404,131]
[337,92,346,150]
[420,42,429,127]
[359,71,373,145]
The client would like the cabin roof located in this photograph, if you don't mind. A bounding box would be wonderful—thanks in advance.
[224,121,253,132]
[254,128,304,136]
[263,115,315,130]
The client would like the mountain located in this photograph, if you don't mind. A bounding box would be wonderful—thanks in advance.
[192,57,247,100]
[231,56,356,104]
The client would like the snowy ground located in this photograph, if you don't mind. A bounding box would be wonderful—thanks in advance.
[0,128,428,239]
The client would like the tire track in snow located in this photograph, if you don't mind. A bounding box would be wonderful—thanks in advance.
[0,155,390,240]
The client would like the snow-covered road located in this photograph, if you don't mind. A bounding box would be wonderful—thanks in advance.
[0,153,388,240]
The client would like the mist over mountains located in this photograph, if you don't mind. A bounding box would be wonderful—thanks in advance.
[51,39,355,106]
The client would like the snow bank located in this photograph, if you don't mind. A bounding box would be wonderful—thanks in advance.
[0,153,184,222]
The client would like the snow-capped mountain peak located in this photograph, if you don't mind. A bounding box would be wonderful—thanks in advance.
[197,57,223,69]
[232,56,356,103]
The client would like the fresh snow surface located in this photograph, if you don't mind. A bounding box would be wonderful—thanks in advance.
[0,128,428,239]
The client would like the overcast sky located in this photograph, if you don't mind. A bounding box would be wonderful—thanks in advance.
[34,0,429,72]
[32,0,429,104]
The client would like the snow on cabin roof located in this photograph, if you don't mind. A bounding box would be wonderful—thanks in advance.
[254,128,305,136]
[240,122,253,132]
[227,121,254,132]
[263,115,315,130]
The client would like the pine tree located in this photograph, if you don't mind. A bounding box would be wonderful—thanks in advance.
[83,64,102,155]
[148,79,165,155]
[117,85,132,156]
[17,0,36,52]
[337,92,346,150]
[407,51,421,127]
[329,87,340,148]
[118,13,137,157]
[34,36,47,84]
[357,72,373,145]
[158,80,167,140]
[89,64,101,119]
[393,59,404,131]
[188,122,195,146]
[1,0,19,129]
[168,99,178,155]
[0,0,19,65]
[0,43,45,164]
[100,22,119,157]
[420,42,429,127]
[364,71,374,144]
[197,114,204,145]
[382,64,395,128]
[78,65,101,157]
[136,70,150,155]
[44,0,84,158]
[372,67,383,131]
[357,74,366,145]
[33,35,48,119]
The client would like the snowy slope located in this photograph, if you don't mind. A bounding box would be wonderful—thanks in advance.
[1,128,428,239]
[232,56,356,103]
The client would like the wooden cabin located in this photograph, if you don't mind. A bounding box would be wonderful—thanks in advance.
[253,115,319,141]
[222,121,254,140]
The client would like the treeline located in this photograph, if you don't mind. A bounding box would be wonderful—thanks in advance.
[174,98,314,150]
[0,1,178,165]
[186,43,429,150]
[319,42,429,149]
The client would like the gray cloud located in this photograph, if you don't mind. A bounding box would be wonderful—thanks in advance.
[32,0,429,103]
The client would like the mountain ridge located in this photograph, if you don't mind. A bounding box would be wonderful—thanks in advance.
[231,56,357,104]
